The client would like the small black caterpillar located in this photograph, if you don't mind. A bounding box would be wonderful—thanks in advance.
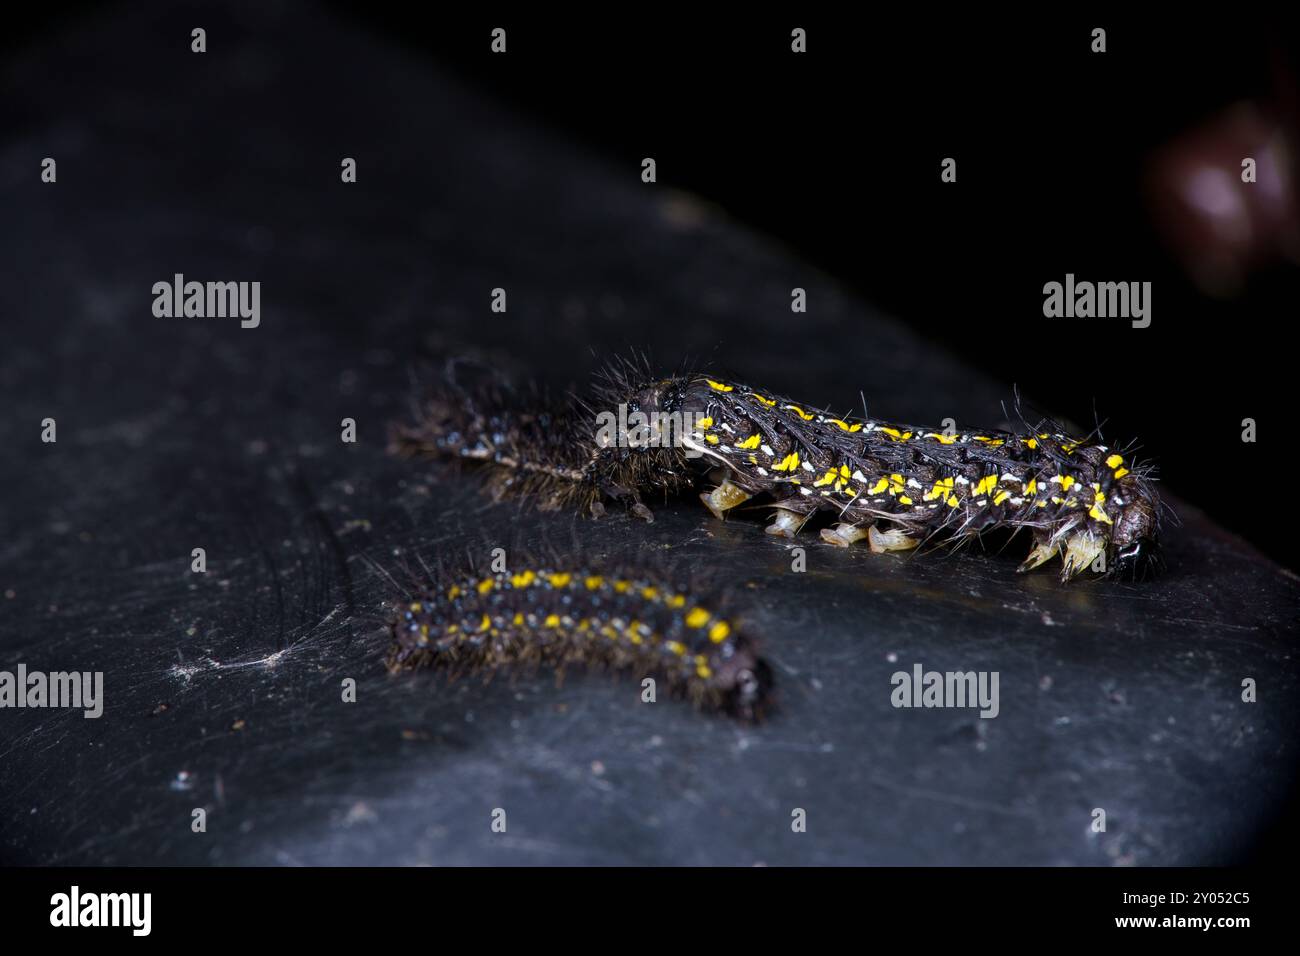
[390,357,1164,581]
[382,554,773,721]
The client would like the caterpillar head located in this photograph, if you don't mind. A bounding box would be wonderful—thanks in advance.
[584,372,709,494]
[1109,481,1163,580]
[713,646,774,722]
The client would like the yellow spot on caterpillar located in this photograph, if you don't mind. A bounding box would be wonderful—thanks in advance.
[814,470,838,488]
[1113,467,1130,479]
[641,586,658,601]
[547,572,572,588]
[773,452,801,472]
[752,393,776,406]
[898,495,913,505]
[446,585,460,600]
[993,490,1011,505]
[1053,475,1076,492]
[513,613,524,626]
[707,379,733,392]
[868,477,890,495]
[827,418,863,432]
[685,607,710,628]
[708,620,731,643]
[584,575,604,590]
[879,427,912,440]
[510,570,536,588]
[925,432,957,444]
[705,434,719,444]
[972,475,998,497]
[696,662,713,679]
[666,594,686,609]
[973,436,1004,446]
[1106,454,1124,469]
[613,579,631,593]
[409,602,423,612]
[1023,438,1038,450]
[544,614,560,627]
[839,465,852,479]
[946,495,960,507]
[924,476,955,502]
[419,623,429,636]
[736,433,761,450]
[478,614,492,632]
[477,578,494,594]
[665,640,687,656]
[1024,478,1038,495]
[697,417,714,429]
[785,405,815,420]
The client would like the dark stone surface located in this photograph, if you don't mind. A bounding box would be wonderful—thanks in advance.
[1,2,1296,865]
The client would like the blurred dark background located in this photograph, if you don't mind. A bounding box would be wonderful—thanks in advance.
[6,5,1296,567]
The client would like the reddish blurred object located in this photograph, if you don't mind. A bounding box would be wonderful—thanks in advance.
[1147,102,1300,297]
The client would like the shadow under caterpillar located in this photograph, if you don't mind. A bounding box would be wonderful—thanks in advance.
[390,356,1165,582]
[379,550,773,721]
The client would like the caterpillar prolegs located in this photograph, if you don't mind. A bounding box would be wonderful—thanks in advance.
[390,358,1164,581]
[384,557,772,720]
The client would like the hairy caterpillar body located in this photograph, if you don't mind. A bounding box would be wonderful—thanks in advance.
[391,358,1163,581]
[385,558,772,720]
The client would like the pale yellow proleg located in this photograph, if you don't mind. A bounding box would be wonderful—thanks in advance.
[1017,537,1061,573]
[1060,531,1106,581]
[765,507,811,538]
[867,525,921,554]
[699,479,753,521]
[820,522,871,548]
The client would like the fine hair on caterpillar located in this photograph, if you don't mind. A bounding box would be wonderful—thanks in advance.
[361,538,773,721]
[389,355,1167,582]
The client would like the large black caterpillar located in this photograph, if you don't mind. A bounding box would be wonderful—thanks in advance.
[390,358,1164,581]
[383,554,772,721]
